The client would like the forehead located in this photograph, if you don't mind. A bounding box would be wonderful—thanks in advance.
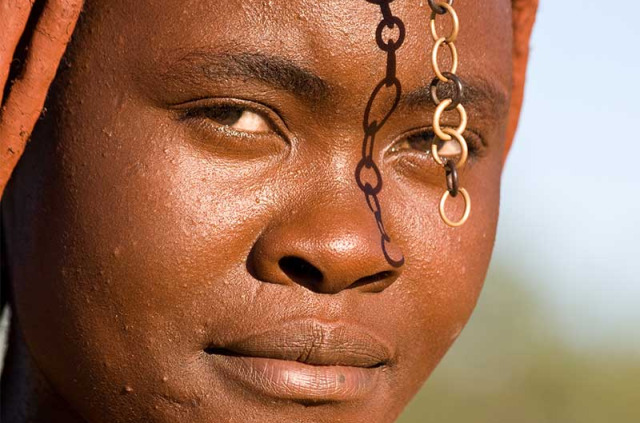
[83,0,512,101]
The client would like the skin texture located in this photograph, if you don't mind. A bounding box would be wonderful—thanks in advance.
[1,0,537,422]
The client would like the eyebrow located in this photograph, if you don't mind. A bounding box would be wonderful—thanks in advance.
[160,49,509,120]
[161,50,332,105]
[401,76,510,119]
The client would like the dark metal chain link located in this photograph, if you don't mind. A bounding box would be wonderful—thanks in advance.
[427,0,454,15]
[444,160,459,197]
[355,0,405,268]
[430,72,464,111]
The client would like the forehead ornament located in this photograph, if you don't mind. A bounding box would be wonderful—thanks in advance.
[356,0,407,268]
[427,0,471,227]
[355,0,470,266]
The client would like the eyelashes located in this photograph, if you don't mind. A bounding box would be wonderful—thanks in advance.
[389,128,484,160]
[177,99,485,160]
[180,102,281,138]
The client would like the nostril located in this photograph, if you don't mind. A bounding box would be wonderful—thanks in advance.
[278,256,324,287]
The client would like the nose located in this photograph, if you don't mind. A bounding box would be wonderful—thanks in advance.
[247,203,404,294]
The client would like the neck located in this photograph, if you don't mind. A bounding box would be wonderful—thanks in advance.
[1,313,86,423]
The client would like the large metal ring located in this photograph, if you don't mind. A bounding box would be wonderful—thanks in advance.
[433,99,467,141]
[431,37,458,82]
[429,2,459,43]
[376,16,406,52]
[430,73,463,109]
[431,127,468,168]
[439,187,470,227]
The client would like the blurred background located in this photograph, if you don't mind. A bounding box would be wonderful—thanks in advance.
[399,0,640,421]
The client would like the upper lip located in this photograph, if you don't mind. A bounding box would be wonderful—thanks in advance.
[206,319,393,368]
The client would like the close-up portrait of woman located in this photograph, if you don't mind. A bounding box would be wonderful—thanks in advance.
[3,0,637,422]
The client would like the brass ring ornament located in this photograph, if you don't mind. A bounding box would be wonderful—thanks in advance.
[429,2,459,42]
[431,127,468,168]
[426,0,470,227]
[433,98,467,141]
[439,187,471,227]
[431,37,458,82]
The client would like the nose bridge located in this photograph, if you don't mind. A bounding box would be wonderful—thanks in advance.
[297,199,387,277]
[247,183,404,294]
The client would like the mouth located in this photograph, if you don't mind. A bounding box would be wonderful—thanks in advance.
[203,319,393,403]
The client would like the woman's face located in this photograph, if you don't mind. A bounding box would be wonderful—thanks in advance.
[5,0,513,422]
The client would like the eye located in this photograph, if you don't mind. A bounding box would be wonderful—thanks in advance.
[172,98,291,159]
[390,129,478,159]
[391,130,435,153]
[191,104,273,134]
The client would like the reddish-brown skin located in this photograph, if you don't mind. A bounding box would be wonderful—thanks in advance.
[1,1,537,422]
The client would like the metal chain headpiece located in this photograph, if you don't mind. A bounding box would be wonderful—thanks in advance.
[427,0,471,227]
[356,0,405,267]
[356,0,469,267]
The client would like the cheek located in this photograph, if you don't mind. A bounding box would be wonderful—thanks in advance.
[385,154,501,389]
[8,78,289,420]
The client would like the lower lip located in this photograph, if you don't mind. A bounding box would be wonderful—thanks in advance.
[213,355,382,403]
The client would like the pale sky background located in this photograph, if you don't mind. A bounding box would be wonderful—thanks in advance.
[493,0,639,353]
